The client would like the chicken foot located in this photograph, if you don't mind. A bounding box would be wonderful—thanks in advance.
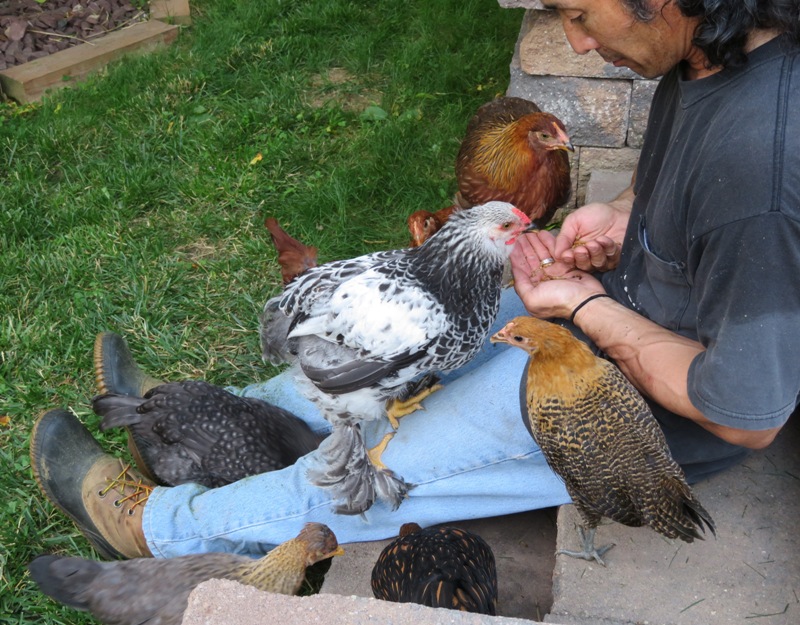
[385,373,443,429]
[367,432,395,470]
[557,526,615,566]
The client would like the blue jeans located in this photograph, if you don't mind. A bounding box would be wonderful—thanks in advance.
[141,290,571,558]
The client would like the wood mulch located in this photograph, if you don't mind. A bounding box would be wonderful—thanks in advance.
[0,0,149,70]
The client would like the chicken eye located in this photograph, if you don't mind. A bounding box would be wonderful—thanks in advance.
[539,132,552,140]
[501,221,512,229]
[513,335,524,343]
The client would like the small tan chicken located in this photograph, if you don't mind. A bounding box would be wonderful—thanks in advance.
[491,316,715,565]
[28,523,344,625]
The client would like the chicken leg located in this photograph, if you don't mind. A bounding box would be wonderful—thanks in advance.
[557,525,615,566]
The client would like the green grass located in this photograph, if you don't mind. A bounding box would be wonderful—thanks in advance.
[0,0,523,621]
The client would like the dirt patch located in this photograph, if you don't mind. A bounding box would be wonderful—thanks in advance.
[0,0,149,70]
[307,67,382,113]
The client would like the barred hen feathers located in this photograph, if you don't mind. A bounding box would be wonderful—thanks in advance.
[492,316,715,542]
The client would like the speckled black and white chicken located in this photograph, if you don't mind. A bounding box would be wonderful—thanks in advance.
[92,380,325,488]
[260,201,533,515]
[491,316,715,565]
[28,522,344,625]
[371,522,498,615]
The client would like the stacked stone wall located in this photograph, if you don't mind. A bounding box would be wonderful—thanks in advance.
[499,1,655,210]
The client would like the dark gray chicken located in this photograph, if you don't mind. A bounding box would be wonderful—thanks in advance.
[93,380,325,488]
[28,522,344,625]
[371,522,498,615]
[260,201,533,515]
[491,316,715,565]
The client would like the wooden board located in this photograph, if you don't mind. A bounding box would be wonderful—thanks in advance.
[151,0,192,25]
[0,20,180,103]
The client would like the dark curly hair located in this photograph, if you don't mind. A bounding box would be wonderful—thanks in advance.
[622,0,800,67]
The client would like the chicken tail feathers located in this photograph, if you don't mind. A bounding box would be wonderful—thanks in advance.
[307,423,411,515]
[92,393,145,431]
[650,477,716,543]
[28,555,101,611]
[680,496,716,541]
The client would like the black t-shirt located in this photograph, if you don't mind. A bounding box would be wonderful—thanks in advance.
[598,35,800,479]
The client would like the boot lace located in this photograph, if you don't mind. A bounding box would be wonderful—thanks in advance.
[100,462,153,514]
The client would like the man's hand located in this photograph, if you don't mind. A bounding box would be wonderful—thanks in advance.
[554,186,634,272]
[510,231,606,319]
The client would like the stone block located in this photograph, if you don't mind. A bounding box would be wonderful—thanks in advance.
[183,578,542,625]
[518,10,639,80]
[628,79,659,148]
[573,147,640,206]
[585,169,635,205]
[508,61,632,148]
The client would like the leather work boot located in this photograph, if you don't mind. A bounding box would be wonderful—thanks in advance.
[94,331,164,483]
[94,331,164,396]
[30,408,154,560]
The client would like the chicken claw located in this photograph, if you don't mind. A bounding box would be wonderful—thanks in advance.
[386,382,444,428]
[367,432,395,470]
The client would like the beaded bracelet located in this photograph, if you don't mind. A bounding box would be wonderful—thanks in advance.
[569,293,613,324]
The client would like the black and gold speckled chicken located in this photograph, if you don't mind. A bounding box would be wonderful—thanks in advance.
[28,522,344,625]
[92,379,325,488]
[491,316,715,565]
[371,522,498,615]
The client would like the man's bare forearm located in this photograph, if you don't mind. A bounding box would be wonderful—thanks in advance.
[573,295,780,449]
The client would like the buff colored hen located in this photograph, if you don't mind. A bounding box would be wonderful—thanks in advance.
[491,316,715,565]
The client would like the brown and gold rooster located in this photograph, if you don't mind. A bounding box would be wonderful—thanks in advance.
[28,523,344,625]
[265,217,318,285]
[408,96,573,246]
[371,522,498,615]
[491,316,715,565]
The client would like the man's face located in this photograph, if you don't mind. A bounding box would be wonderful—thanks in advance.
[541,0,703,79]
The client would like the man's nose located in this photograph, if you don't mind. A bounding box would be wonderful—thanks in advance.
[561,21,601,55]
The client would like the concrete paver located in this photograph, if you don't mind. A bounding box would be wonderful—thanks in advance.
[546,415,799,625]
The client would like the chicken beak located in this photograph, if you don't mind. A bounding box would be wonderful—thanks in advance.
[326,546,346,558]
[490,327,509,344]
[555,126,575,152]
[522,221,539,233]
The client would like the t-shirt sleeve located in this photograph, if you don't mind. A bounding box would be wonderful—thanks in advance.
[687,212,800,430]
